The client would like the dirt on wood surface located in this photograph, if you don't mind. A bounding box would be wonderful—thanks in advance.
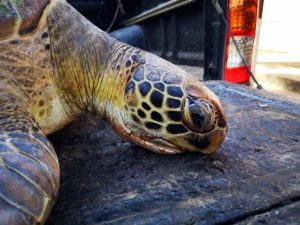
[47,82,300,225]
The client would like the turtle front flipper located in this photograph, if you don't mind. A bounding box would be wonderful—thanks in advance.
[0,89,59,224]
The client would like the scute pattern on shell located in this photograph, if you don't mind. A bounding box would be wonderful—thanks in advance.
[0,0,50,40]
[0,0,18,40]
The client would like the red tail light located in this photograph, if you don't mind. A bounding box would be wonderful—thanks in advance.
[224,0,258,83]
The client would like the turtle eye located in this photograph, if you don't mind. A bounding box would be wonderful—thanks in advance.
[182,96,218,133]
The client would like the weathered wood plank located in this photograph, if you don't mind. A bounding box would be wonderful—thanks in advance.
[235,201,300,225]
[47,82,300,225]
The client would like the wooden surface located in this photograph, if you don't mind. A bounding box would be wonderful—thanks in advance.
[47,82,300,225]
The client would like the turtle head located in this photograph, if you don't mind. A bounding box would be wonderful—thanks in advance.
[111,52,228,154]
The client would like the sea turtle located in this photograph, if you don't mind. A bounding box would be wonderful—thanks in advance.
[0,0,228,224]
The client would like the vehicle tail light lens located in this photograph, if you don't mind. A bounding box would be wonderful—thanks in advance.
[224,0,258,83]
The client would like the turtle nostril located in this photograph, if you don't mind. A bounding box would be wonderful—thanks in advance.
[182,97,218,133]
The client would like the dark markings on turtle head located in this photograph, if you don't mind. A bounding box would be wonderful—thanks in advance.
[137,109,146,118]
[21,126,29,132]
[32,126,39,132]
[131,54,137,61]
[38,100,45,107]
[150,91,163,108]
[133,67,144,81]
[166,124,187,134]
[188,136,210,149]
[154,83,165,92]
[151,111,163,122]
[145,122,161,130]
[167,111,182,122]
[41,32,49,39]
[135,54,146,65]
[142,102,151,111]
[131,114,140,124]
[44,44,51,50]
[138,82,151,96]
[39,110,45,117]
[125,81,135,95]
[125,60,131,67]
[9,40,19,45]
[19,26,36,35]
[167,86,183,98]
[166,98,181,108]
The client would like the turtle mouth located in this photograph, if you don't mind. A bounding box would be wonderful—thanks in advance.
[150,138,185,154]
[113,114,184,154]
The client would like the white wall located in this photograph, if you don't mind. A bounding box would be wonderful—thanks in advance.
[258,0,300,62]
